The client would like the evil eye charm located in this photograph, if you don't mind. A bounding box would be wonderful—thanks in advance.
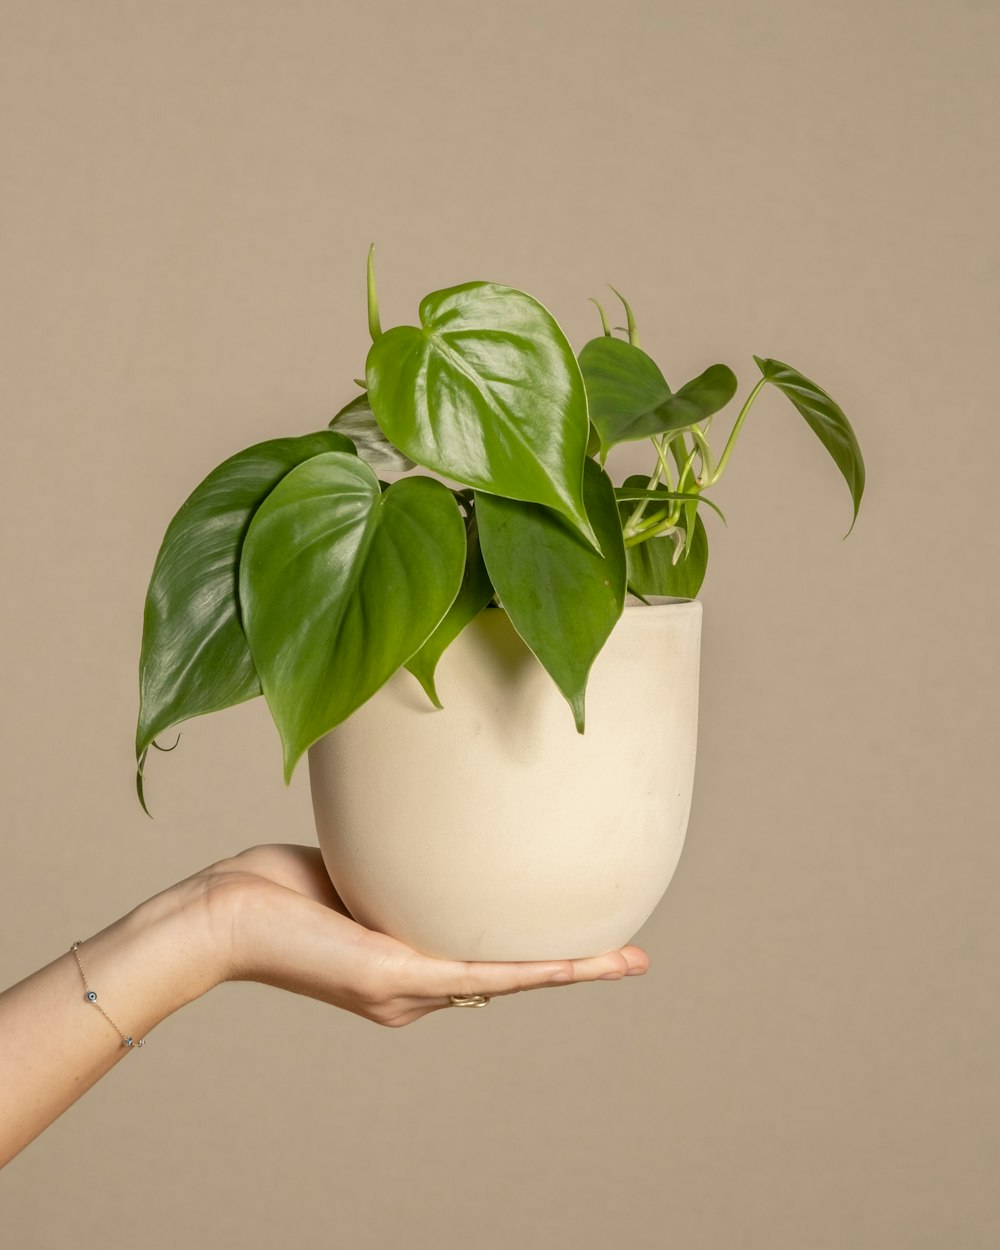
[86,991,98,1003]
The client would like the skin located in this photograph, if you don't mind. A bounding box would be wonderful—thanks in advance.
[0,844,649,1168]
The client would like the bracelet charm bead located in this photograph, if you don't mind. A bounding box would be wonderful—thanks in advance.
[70,941,145,1050]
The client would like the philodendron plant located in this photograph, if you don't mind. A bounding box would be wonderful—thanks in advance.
[136,248,864,809]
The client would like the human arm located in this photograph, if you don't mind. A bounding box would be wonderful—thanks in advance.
[0,844,649,1167]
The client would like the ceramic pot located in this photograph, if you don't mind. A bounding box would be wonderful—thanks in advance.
[309,597,701,960]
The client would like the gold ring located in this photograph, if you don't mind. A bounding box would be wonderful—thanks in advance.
[449,994,490,1008]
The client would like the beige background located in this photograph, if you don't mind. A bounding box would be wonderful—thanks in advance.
[2,1,997,1246]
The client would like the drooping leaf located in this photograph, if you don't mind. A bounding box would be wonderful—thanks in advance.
[754,356,865,529]
[239,453,466,780]
[579,336,738,454]
[476,459,626,733]
[405,509,494,708]
[136,430,356,765]
[330,393,414,473]
[366,281,597,545]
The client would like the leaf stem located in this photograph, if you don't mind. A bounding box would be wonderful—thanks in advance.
[706,376,767,485]
[624,507,670,540]
[624,517,680,548]
[625,434,674,531]
[675,436,700,495]
[688,425,714,483]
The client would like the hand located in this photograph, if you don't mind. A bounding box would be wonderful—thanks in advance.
[198,844,651,1027]
[0,842,650,1165]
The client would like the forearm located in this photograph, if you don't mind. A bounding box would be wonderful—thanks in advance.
[0,843,649,1167]
[0,871,224,1167]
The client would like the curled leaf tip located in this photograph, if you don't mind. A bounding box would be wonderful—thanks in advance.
[589,297,612,338]
[407,667,444,710]
[841,506,862,541]
[609,286,639,347]
[135,749,153,817]
[366,243,382,342]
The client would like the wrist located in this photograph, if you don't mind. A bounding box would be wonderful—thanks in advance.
[136,866,236,1002]
[74,868,230,1044]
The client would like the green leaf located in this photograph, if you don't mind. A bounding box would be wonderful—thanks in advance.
[240,453,466,780]
[136,430,356,764]
[405,509,494,708]
[330,393,414,473]
[626,514,708,598]
[366,281,596,545]
[476,459,626,733]
[754,356,865,528]
[579,337,738,454]
[619,475,709,596]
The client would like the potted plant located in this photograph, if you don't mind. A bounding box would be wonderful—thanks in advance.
[136,247,864,959]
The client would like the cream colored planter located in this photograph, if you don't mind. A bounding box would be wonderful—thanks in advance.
[309,597,702,961]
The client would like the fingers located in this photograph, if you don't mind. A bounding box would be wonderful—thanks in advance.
[223,849,651,1024]
[419,943,651,1002]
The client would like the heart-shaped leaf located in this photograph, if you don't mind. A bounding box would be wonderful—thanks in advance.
[240,453,466,780]
[754,356,865,528]
[405,509,494,708]
[330,393,414,473]
[136,430,356,767]
[579,337,738,454]
[476,459,626,732]
[366,281,596,545]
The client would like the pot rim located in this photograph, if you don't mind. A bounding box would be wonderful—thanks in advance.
[623,594,700,610]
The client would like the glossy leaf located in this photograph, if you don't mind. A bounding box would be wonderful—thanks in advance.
[366,281,596,544]
[476,459,626,732]
[579,336,738,454]
[240,453,466,780]
[754,356,865,528]
[330,393,414,473]
[136,430,356,764]
[405,510,494,708]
